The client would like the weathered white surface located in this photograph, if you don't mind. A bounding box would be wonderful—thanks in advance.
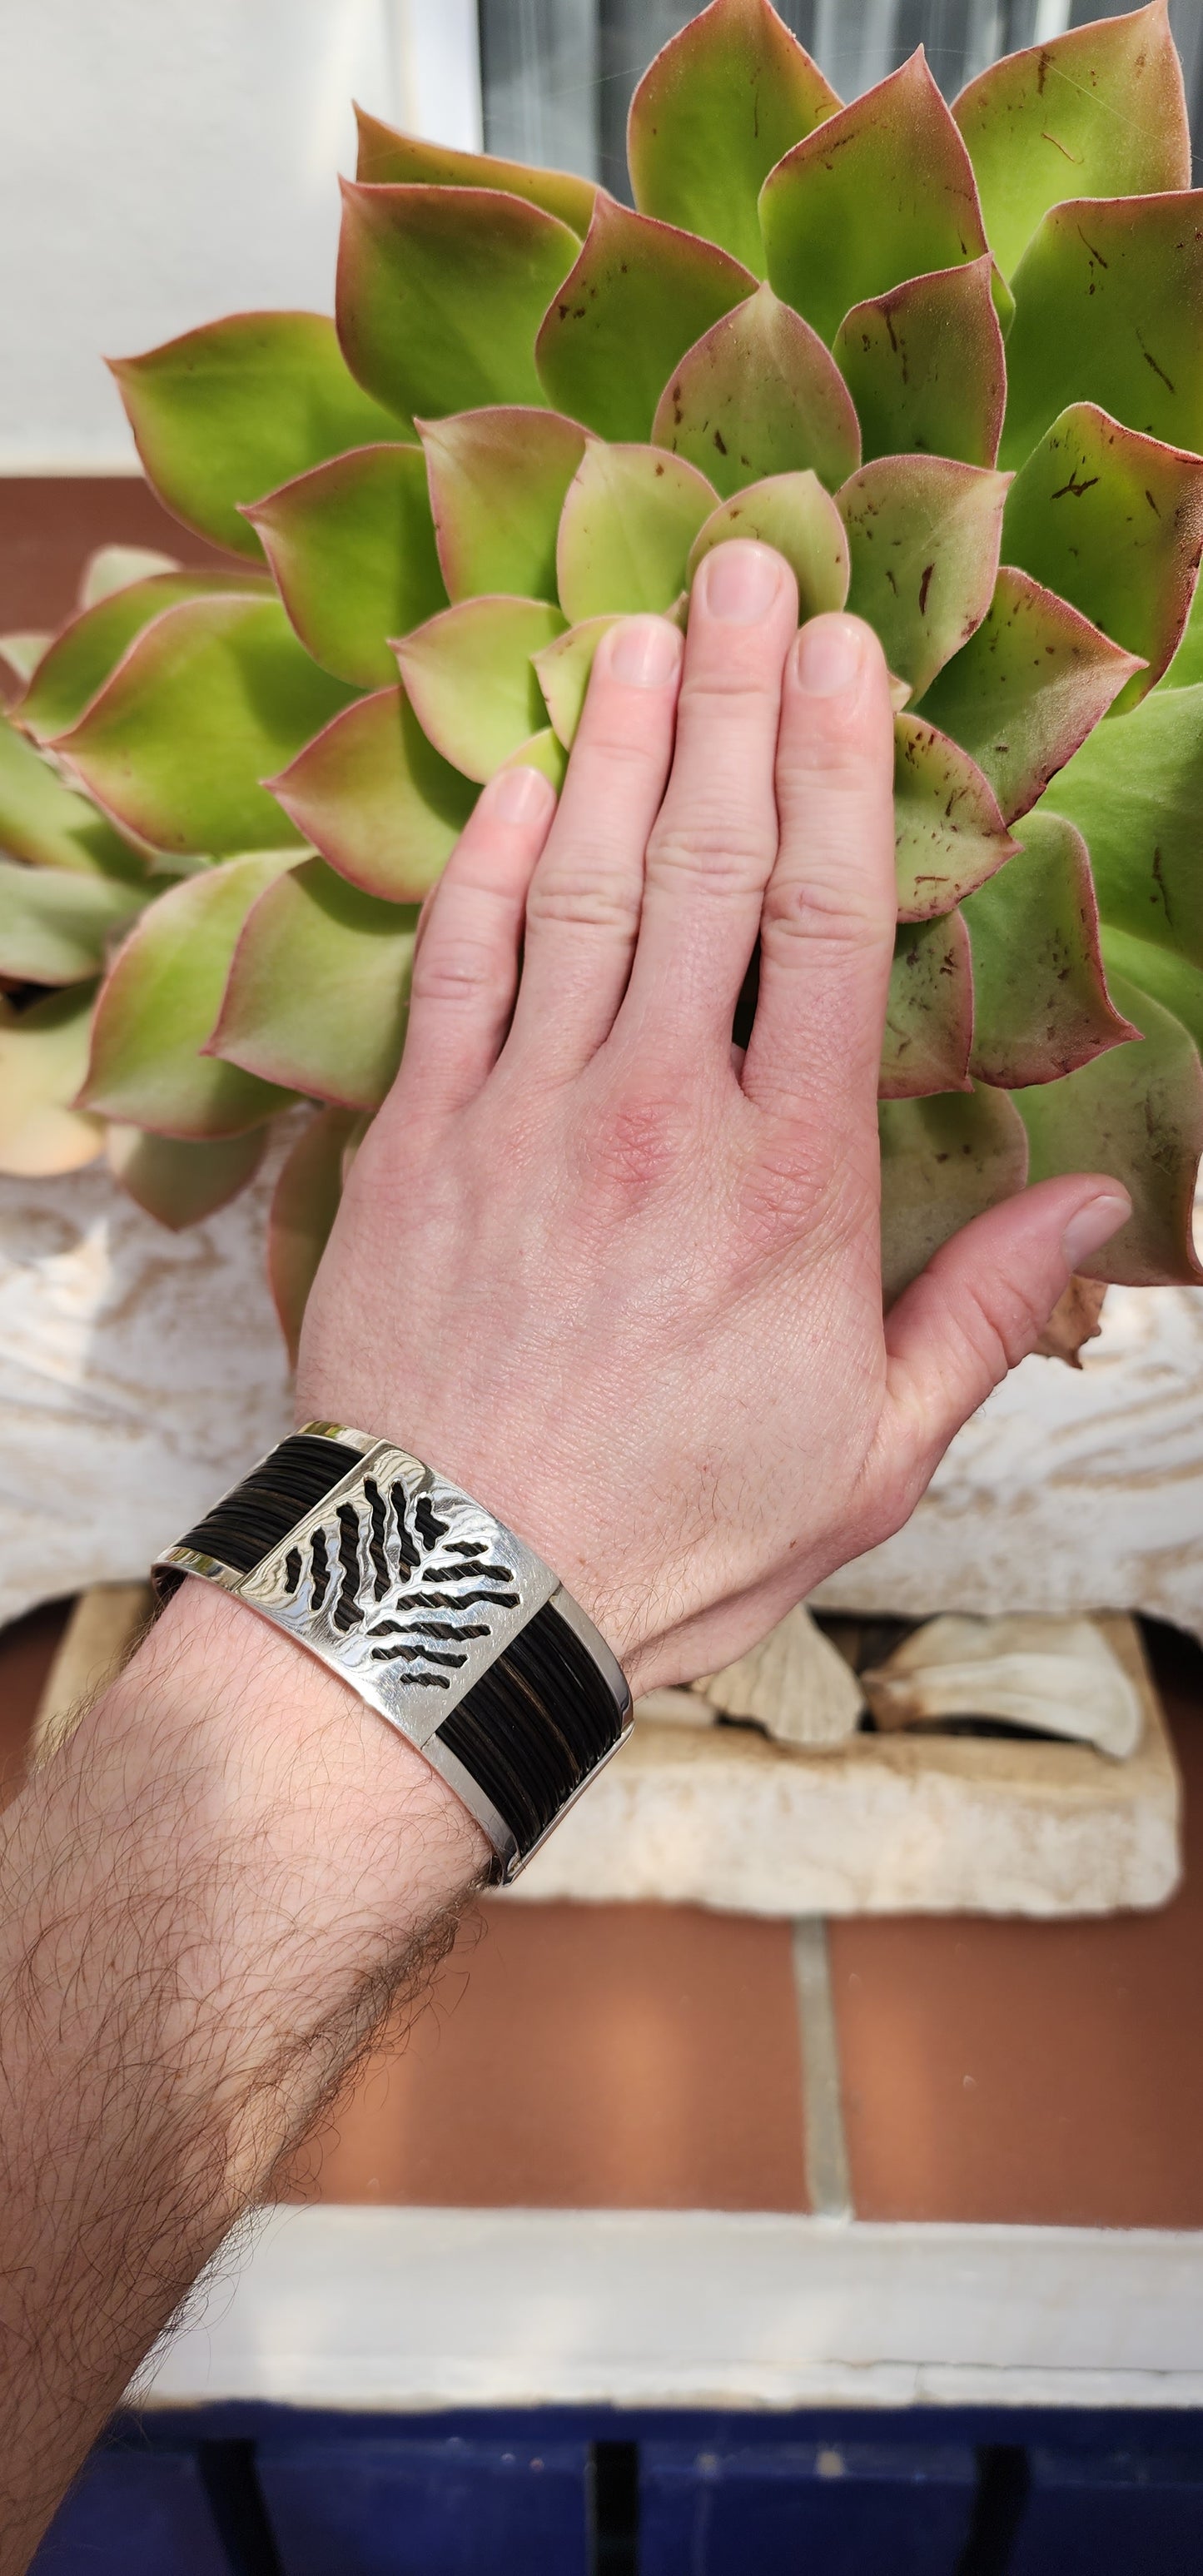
[139,2204,1203,2413]
[861,1613,1145,1760]
[0,1161,292,1627]
[2,1160,1202,1648]
[512,1621,1180,1917]
[697,1604,864,1747]
[814,1274,1203,1644]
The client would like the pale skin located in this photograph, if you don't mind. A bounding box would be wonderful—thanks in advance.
[0,543,1127,2565]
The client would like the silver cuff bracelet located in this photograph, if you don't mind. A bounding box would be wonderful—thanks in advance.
[152,1423,632,1883]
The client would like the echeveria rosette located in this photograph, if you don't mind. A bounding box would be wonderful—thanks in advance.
[2,0,1202,1335]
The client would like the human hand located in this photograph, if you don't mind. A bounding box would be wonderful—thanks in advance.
[297,541,1128,1698]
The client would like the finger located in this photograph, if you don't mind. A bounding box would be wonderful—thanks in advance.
[615,542,798,1063]
[391,764,556,1116]
[505,615,684,1076]
[742,614,896,1126]
[881,1177,1131,1496]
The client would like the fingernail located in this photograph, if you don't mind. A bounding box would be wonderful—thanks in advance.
[1061,1190,1131,1268]
[699,540,783,624]
[796,614,865,696]
[607,615,683,688]
[490,764,556,824]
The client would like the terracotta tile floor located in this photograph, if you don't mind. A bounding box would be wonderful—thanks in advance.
[3,1601,1202,2227]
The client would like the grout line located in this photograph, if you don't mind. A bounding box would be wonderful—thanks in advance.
[791,1917,853,2220]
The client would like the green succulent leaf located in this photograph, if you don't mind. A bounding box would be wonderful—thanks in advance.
[1015,967,1203,1284]
[1159,572,1203,690]
[502,728,569,791]
[395,595,566,783]
[627,0,839,277]
[420,407,588,604]
[953,0,1191,284]
[760,52,989,351]
[245,444,446,689]
[1101,923,1203,1062]
[688,472,850,620]
[15,571,271,745]
[962,808,1136,1087]
[650,284,860,499]
[268,1104,360,1364]
[833,256,1005,469]
[0,859,145,985]
[1002,193,1203,472]
[80,853,298,1138]
[893,715,1019,918]
[534,193,756,444]
[878,911,973,1100]
[918,565,1142,824]
[0,714,144,879]
[106,1121,266,1229]
[50,596,356,860]
[270,685,475,902]
[211,858,417,1111]
[840,455,1008,699]
[354,105,596,235]
[1002,403,1203,709]
[77,544,181,608]
[1040,679,1203,971]
[534,617,623,748]
[878,1085,1029,1303]
[112,315,404,561]
[336,182,578,426]
[0,985,103,1176]
[0,634,52,688]
[557,444,717,622]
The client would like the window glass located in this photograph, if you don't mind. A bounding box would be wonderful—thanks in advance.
[478,0,1203,194]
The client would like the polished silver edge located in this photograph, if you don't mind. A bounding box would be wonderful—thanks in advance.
[547,1583,633,1728]
[416,1734,519,1881]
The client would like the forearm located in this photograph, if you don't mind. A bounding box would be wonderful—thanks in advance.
[0,1580,485,2569]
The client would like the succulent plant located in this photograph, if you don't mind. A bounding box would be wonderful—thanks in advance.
[3,0,1203,1354]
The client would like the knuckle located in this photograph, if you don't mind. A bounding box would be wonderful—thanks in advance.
[761,871,889,956]
[579,1087,697,1206]
[648,812,778,892]
[526,866,641,939]
[679,665,783,714]
[409,934,498,1007]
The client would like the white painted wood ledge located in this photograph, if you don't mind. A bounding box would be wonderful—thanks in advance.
[139,2206,1203,2414]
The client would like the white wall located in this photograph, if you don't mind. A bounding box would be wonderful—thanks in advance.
[0,0,481,470]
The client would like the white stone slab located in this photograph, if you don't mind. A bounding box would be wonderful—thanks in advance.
[510,1619,1180,1919]
[2,1161,1201,1652]
[138,2204,1203,2414]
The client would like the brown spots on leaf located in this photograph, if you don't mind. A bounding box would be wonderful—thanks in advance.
[885,566,898,594]
[1145,487,1161,515]
[1140,342,1176,394]
[1051,470,1099,500]
[1076,227,1109,268]
[1036,47,1051,92]
[1041,129,1080,164]
[713,428,728,455]
[918,562,934,616]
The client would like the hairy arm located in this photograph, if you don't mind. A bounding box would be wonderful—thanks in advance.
[0,551,1128,2564]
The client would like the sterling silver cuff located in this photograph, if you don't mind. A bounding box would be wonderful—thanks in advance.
[152,1423,632,1883]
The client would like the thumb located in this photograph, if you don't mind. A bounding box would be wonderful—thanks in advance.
[882,1176,1131,1489]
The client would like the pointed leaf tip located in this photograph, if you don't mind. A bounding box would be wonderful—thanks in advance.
[628,0,839,278]
[337,182,579,429]
[840,455,1009,700]
[954,2,1190,282]
[246,442,447,689]
[420,407,587,605]
[212,857,418,1111]
[963,809,1136,1088]
[535,193,756,445]
[1002,403,1203,709]
[919,565,1142,824]
[557,444,718,624]
[112,313,405,559]
[354,105,596,236]
[271,684,475,902]
[760,52,988,349]
[395,595,565,784]
[652,283,859,498]
[833,256,1005,470]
